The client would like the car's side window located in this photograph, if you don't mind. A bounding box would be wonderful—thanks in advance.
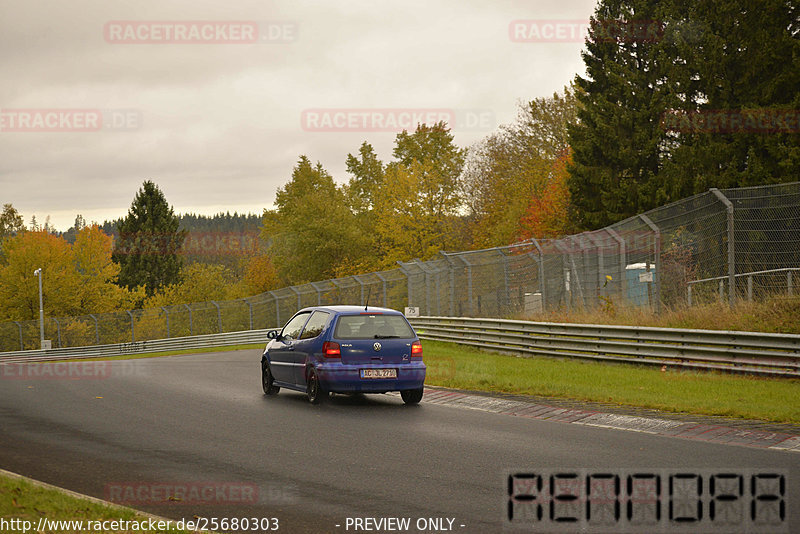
[299,311,329,340]
[281,312,310,341]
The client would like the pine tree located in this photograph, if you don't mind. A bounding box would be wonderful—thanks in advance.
[112,181,185,296]
[567,0,674,231]
[661,0,800,192]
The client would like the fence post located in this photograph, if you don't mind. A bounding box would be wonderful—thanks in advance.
[570,237,586,308]
[415,261,438,315]
[578,234,593,303]
[687,285,693,306]
[439,252,457,316]
[289,286,302,312]
[789,271,794,297]
[747,276,753,301]
[530,239,546,311]
[495,247,511,316]
[244,299,253,330]
[89,314,99,344]
[268,292,280,327]
[13,321,23,350]
[373,273,388,308]
[185,304,193,336]
[352,275,366,306]
[710,188,735,308]
[396,262,413,309]
[417,260,432,316]
[310,281,323,306]
[126,310,135,342]
[606,228,626,303]
[586,232,606,302]
[54,318,62,348]
[639,214,662,314]
[161,307,170,338]
[211,301,222,333]
[461,256,474,316]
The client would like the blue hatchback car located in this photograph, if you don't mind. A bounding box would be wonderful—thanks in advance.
[261,306,426,404]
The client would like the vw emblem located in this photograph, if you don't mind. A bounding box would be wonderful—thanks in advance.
[373,342,382,352]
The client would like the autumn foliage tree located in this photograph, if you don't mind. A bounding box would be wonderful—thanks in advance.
[464,86,578,246]
[261,156,369,284]
[371,123,467,265]
[0,226,141,322]
[515,150,574,240]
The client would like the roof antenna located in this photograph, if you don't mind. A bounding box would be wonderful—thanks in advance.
[364,287,371,311]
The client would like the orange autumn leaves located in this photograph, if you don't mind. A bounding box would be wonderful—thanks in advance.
[516,150,573,241]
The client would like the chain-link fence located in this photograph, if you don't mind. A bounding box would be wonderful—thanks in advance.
[2,182,798,351]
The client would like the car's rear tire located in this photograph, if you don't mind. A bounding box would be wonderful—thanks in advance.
[262,360,280,395]
[401,388,424,405]
[307,369,327,404]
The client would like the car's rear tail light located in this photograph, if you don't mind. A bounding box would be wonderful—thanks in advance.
[411,341,423,359]
[323,341,341,358]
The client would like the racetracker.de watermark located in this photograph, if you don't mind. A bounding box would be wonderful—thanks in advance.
[113,231,259,257]
[300,108,495,133]
[661,109,800,134]
[0,109,141,132]
[509,19,664,43]
[0,361,147,380]
[104,481,297,505]
[104,21,296,44]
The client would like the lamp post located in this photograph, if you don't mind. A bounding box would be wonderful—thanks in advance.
[33,268,44,347]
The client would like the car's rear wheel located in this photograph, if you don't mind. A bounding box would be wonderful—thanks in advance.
[262,360,280,395]
[306,369,327,404]
[401,388,423,405]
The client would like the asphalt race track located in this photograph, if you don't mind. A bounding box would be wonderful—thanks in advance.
[1,349,797,533]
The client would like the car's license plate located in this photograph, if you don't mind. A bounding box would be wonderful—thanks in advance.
[360,368,397,379]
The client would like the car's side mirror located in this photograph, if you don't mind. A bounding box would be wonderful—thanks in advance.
[267,330,281,340]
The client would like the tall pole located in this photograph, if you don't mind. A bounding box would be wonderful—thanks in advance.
[710,188,735,308]
[34,268,44,346]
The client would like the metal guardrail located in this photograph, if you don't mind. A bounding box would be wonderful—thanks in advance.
[687,267,798,305]
[3,316,798,378]
[408,316,800,377]
[0,329,274,364]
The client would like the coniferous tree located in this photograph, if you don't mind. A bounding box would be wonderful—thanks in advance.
[568,0,799,231]
[661,0,800,192]
[113,181,185,296]
[567,0,674,230]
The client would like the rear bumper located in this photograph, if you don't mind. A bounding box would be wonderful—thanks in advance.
[316,362,426,393]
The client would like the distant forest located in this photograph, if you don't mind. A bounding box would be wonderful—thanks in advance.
[59,212,262,244]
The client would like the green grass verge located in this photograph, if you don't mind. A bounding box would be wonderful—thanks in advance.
[0,472,192,533]
[422,339,800,424]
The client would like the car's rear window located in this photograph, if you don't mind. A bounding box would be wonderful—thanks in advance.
[333,314,415,340]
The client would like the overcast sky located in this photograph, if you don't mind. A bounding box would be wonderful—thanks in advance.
[1,0,597,231]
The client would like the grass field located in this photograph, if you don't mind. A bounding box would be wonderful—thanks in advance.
[421,339,800,424]
[0,473,189,533]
